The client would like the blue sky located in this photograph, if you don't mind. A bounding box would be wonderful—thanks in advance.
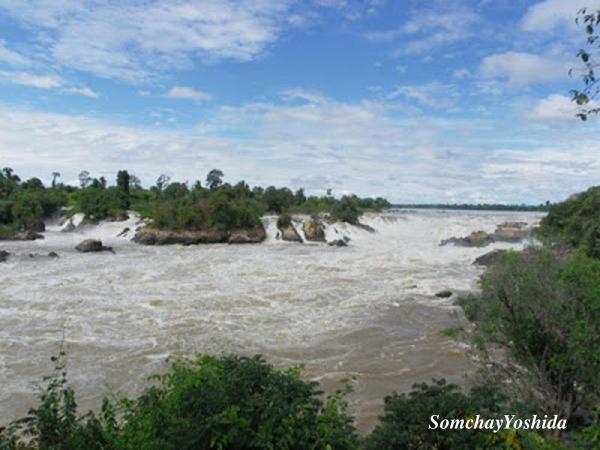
[0,0,599,203]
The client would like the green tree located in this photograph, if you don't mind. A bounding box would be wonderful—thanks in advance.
[206,169,224,190]
[116,170,130,209]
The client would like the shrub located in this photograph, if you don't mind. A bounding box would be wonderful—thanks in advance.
[331,196,360,224]
[0,354,359,450]
[276,212,292,228]
[458,248,600,424]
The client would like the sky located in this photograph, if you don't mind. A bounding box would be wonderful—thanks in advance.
[0,0,599,204]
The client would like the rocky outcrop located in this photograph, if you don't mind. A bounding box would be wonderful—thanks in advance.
[473,249,508,266]
[279,224,303,243]
[75,239,113,253]
[133,225,266,245]
[0,250,9,262]
[228,226,267,244]
[441,222,533,248]
[492,222,531,243]
[302,218,326,242]
[27,219,45,233]
[355,222,376,233]
[441,230,493,247]
[60,213,87,232]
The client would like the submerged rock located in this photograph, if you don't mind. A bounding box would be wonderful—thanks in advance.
[48,251,59,258]
[302,218,326,242]
[0,250,9,262]
[117,227,130,237]
[75,239,113,253]
[435,290,453,298]
[328,239,348,247]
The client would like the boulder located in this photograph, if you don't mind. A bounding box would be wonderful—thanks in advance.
[279,224,303,243]
[435,290,453,298]
[473,249,508,266]
[228,226,267,244]
[302,218,326,242]
[328,239,348,247]
[48,251,59,258]
[441,230,493,247]
[0,250,9,262]
[117,227,130,237]
[14,230,44,240]
[133,225,267,246]
[490,222,531,243]
[75,239,113,253]
[27,219,45,233]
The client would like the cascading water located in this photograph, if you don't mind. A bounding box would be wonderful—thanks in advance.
[0,209,543,431]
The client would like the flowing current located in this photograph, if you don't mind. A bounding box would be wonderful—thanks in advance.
[0,209,542,431]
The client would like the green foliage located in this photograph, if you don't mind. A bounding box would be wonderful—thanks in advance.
[116,170,130,209]
[365,379,508,450]
[277,212,292,228]
[1,354,359,450]
[537,186,600,257]
[330,196,360,225]
[0,168,67,233]
[72,187,126,221]
[458,248,600,423]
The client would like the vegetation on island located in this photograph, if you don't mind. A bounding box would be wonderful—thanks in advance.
[0,167,390,239]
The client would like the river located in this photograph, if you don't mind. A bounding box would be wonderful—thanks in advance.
[0,209,543,431]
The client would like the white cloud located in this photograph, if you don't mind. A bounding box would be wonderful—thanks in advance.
[0,70,62,88]
[524,94,577,122]
[522,0,600,33]
[480,51,568,87]
[0,40,29,66]
[166,86,212,102]
[65,87,99,98]
[0,1,292,81]
[363,7,480,54]
[453,69,470,80]
[387,82,460,109]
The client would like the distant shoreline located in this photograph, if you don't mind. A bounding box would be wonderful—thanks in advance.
[392,204,550,212]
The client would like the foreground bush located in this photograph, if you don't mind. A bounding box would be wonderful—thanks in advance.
[457,248,600,438]
[0,354,359,450]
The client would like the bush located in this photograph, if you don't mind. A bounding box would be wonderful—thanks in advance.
[458,248,600,425]
[331,196,360,224]
[1,354,359,450]
[276,212,292,228]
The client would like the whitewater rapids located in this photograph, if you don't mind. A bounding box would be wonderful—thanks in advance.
[0,209,542,431]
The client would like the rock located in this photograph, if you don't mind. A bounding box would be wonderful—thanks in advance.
[14,230,44,241]
[117,227,130,237]
[48,251,59,258]
[27,219,45,233]
[133,225,267,246]
[328,239,348,247]
[441,230,493,247]
[0,250,9,262]
[473,249,508,266]
[490,222,531,243]
[435,290,453,298]
[228,226,267,244]
[60,213,87,232]
[302,218,326,242]
[279,224,303,243]
[355,222,376,233]
[75,239,113,253]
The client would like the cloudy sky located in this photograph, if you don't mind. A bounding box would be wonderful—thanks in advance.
[0,0,599,203]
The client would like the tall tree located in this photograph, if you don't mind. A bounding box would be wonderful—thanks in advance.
[116,170,131,209]
[51,172,60,188]
[78,171,91,189]
[206,169,224,190]
[156,174,170,192]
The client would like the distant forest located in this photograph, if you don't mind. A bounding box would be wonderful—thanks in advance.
[393,203,551,212]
